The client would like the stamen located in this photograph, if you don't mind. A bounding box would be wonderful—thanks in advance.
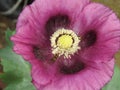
[51,54,59,61]
[50,28,80,59]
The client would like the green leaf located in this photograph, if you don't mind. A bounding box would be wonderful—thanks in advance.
[102,65,120,90]
[0,30,36,90]
[5,29,15,47]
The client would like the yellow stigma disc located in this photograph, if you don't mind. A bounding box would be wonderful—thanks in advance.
[50,28,80,58]
[57,35,73,49]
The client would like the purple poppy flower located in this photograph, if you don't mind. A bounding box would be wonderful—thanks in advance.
[11,0,120,90]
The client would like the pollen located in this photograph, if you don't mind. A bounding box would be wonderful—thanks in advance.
[57,35,73,49]
[50,28,80,58]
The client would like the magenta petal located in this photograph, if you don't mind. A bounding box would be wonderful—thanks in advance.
[78,3,120,62]
[33,58,114,90]
[31,59,58,86]
[11,0,120,90]
[33,0,90,35]
[11,0,91,61]
[12,42,36,61]
[11,6,49,47]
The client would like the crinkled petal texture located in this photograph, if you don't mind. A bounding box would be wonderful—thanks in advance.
[78,3,120,62]
[11,0,90,61]
[32,58,114,90]
[11,0,120,90]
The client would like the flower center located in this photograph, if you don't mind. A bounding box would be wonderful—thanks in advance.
[57,35,73,49]
[50,28,80,58]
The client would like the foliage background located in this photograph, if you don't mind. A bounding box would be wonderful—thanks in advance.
[0,0,120,89]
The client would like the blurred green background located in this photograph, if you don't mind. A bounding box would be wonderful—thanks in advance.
[0,0,120,89]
